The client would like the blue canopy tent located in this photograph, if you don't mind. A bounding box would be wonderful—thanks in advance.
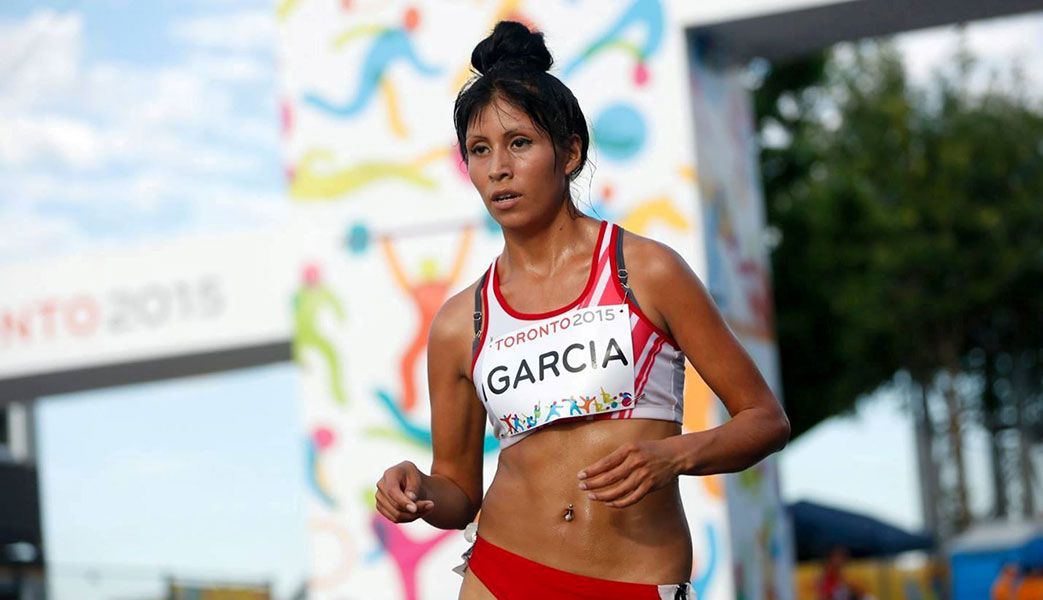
[787,500,936,562]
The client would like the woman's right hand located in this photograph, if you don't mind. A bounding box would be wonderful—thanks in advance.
[375,460,435,523]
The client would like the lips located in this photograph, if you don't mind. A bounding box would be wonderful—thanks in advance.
[492,190,521,202]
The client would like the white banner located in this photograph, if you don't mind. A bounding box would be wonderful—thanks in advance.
[0,228,296,380]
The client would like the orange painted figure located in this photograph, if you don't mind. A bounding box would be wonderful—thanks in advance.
[1014,567,1043,600]
[381,226,474,412]
[992,564,1019,600]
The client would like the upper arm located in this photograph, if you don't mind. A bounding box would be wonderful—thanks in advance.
[627,237,783,421]
[426,286,487,508]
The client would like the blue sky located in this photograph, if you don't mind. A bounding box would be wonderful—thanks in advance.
[3,2,1043,599]
[37,363,308,600]
[0,0,285,262]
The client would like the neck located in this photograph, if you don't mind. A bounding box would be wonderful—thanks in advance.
[499,202,596,279]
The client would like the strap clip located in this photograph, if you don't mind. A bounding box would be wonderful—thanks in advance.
[617,268,630,289]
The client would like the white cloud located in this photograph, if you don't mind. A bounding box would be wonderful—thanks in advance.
[169,9,276,54]
[8,167,282,214]
[0,167,287,264]
[80,61,237,128]
[0,10,83,109]
[185,51,273,84]
[0,114,104,168]
[0,107,268,176]
[0,207,86,262]
[896,12,1043,94]
[0,9,279,174]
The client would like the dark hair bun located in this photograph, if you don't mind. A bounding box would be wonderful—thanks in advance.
[471,21,553,75]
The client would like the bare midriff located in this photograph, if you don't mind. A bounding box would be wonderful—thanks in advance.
[476,417,693,584]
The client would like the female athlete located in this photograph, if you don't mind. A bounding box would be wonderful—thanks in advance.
[375,21,791,599]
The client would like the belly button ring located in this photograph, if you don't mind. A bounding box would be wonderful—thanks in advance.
[564,504,574,522]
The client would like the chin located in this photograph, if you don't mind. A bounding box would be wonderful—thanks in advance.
[484,196,563,232]
[490,209,543,233]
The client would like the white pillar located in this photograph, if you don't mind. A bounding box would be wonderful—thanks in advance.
[6,400,36,464]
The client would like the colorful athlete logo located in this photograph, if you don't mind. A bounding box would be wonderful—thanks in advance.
[381,227,474,413]
[303,8,441,137]
[563,0,664,86]
[307,425,338,508]
[370,512,455,600]
[368,389,499,454]
[289,147,448,200]
[589,186,691,236]
[294,264,348,406]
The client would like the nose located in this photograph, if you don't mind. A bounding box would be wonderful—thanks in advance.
[488,147,512,181]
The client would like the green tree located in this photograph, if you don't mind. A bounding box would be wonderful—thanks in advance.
[755,41,1043,533]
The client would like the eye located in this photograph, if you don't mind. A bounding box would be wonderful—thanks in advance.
[469,144,488,156]
[511,137,532,149]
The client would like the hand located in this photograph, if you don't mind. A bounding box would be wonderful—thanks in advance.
[375,461,435,523]
[577,438,682,508]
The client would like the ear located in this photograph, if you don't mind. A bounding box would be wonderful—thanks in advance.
[563,134,582,178]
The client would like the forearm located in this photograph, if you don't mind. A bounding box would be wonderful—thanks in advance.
[419,472,481,530]
[673,406,790,476]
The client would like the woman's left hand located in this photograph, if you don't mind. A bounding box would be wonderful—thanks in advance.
[577,437,684,508]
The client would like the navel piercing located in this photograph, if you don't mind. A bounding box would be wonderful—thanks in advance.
[564,504,574,522]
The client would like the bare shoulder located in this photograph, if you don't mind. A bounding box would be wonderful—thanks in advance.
[619,229,696,286]
[429,278,483,376]
[619,228,705,341]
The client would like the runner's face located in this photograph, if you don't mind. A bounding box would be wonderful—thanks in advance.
[465,96,570,228]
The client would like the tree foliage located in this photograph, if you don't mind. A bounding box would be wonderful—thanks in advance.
[755,41,1043,448]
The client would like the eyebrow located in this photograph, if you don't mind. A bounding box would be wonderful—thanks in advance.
[465,128,534,144]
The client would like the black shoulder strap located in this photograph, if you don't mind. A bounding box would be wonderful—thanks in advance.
[471,271,488,356]
[614,226,638,304]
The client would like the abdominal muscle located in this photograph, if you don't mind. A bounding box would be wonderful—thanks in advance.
[474,417,693,584]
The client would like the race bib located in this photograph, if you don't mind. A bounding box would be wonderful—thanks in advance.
[480,304,636,438]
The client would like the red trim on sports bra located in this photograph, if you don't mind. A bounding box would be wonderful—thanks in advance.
[636,335,668,396]
[470,265,492,373]
[608,224,680,349]
[491,220,608,320]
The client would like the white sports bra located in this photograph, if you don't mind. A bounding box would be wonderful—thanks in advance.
[470,221,685,449]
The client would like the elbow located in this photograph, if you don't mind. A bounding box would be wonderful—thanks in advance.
[772,410,791,453]
[759,389,790,454]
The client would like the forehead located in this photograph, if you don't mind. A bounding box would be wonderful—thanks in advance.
[467,96,539,137]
